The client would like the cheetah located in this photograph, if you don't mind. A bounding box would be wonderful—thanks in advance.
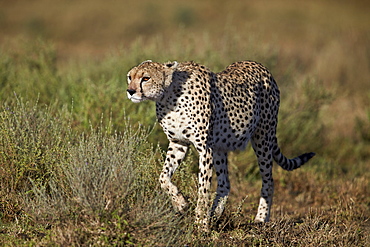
[126,60,315,230]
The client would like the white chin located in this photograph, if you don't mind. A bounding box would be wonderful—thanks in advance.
[127,93,143,103]
[130,98,143,103]
[130,96,145,103]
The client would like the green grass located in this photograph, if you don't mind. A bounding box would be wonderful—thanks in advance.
[0,0,369,245]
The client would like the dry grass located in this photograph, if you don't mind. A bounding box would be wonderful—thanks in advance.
[0,0,369,246]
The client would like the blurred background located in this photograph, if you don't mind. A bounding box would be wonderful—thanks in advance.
[1,0,369,137]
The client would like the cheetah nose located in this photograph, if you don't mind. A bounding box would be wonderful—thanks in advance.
[127,89,136,96]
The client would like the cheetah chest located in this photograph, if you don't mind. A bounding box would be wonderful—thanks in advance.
[157,108,194,143]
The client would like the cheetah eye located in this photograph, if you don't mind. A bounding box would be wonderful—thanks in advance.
[141,77,151,82]
[128,75,132,81]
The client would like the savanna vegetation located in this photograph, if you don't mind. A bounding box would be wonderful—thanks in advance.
[0,0,369,246]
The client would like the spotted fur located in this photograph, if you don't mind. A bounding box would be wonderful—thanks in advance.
[127,60,315,230]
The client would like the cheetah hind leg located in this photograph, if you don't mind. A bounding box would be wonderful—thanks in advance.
[251,134,274,223]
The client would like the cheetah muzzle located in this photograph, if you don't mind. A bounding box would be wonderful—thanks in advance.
[126,60,315,231]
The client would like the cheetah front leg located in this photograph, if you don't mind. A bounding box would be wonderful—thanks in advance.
[211,151,230,221]
[159,142,189,213]
[195,146,214,231]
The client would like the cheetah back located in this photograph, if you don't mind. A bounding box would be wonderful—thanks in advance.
[211,61,280,151]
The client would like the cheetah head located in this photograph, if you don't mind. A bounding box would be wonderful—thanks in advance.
[127,60,178,103]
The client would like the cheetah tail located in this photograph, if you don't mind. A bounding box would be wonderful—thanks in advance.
[273,146,315,171]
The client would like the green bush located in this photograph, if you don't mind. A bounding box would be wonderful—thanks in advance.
[0,96,193,245]
[0,97,71,194]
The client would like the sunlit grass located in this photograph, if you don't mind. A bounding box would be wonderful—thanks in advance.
[0,0,369,245]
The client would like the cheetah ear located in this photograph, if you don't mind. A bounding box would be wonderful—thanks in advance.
[139,60,152,66]
[162,61,178,88]
[164,61,179,69]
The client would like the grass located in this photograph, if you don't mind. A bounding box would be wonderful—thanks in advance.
[0,0,369,246]
[0,97,184,246]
